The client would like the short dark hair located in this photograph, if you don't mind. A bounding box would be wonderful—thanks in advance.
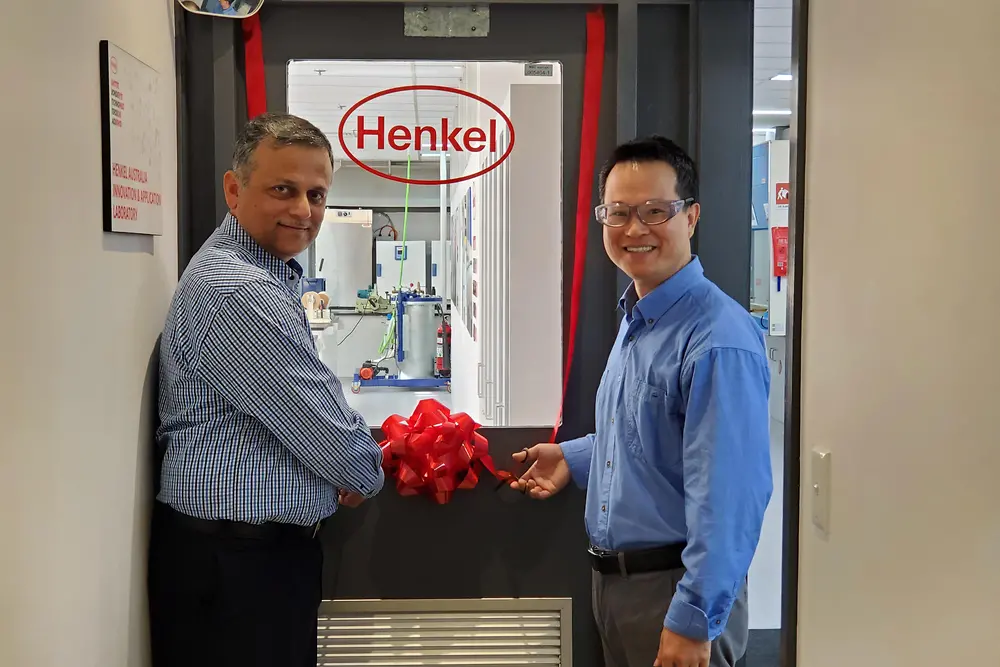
[232,112,334,183]
[598,135,699,203]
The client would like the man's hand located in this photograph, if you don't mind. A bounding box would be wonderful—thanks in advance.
[508,443,571,499]
[337,489,366,508]
[653,628,711,667]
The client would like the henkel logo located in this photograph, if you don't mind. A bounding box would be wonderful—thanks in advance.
[337,85,515,186]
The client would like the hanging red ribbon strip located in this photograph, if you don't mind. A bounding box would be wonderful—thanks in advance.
[242,14,267,119]
[551,6,606,443]
[380,399,514,504]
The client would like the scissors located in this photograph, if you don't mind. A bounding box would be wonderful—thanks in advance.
[494,447,538,493]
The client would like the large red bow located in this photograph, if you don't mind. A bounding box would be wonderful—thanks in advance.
[379,399,513,504]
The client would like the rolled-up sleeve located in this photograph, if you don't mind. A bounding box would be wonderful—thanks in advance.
[665,347,773,641]
[195,280,384,498]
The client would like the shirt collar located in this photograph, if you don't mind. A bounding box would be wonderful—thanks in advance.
[619,255,706,323]
[220,213,303,283]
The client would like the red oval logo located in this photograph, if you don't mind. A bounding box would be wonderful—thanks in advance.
[337,85,516,186]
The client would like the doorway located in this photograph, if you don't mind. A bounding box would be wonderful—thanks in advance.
[175,3,759,667]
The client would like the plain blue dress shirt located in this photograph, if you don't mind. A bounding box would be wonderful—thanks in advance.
[560,256,773,642]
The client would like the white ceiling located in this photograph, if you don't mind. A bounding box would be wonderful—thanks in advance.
[753,0,794,132]
[287,5,793,164]
[287,59,465,167]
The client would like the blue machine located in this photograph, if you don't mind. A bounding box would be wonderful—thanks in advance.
[351,291,451,393]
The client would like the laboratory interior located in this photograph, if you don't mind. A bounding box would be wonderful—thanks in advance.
[290,59,563,429]
[4,0,998,667]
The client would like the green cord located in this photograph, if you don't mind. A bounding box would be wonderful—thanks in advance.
[397,153,412,290]
[378,155,413,357]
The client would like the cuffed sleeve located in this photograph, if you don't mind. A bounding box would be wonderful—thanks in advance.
[559,434,595,488]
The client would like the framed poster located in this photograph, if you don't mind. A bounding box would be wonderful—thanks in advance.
[100,40,164,235]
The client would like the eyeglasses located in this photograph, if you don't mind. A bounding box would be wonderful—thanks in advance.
[595,198,694,227]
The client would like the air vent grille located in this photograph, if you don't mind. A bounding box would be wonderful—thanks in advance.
[317,598,572,666]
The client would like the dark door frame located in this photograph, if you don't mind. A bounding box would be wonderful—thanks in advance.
[780,1,808,666]
[171,2,809,666]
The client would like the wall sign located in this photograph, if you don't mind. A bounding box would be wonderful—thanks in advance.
[775,182,790,208]
[100,40,164,235]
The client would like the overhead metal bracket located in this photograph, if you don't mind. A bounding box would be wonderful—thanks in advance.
[403,5,490,38]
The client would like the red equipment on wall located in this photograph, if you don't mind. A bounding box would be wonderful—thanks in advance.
[436,317,452,378]
[772,226,789,277]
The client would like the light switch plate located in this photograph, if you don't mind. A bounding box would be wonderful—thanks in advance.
[811,449,832,533]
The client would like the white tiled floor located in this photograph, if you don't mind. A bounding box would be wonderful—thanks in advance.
[341,382,453,428]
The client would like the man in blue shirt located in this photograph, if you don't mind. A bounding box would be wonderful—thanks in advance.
[149,113,384,667]
[511,136,772,667]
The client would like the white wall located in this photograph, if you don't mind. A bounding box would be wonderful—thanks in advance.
[447,65,563,425]
[0,2,178,666]
[504,84,563,426]
[329,163,442,209]
[767,139,790,337]
[798,1,999,664]
[327,164,444,242]
[454,61,563,180]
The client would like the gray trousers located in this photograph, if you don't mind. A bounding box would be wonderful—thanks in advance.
[592,569,749,667]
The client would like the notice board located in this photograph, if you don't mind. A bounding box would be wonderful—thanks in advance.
[99,40,164,235]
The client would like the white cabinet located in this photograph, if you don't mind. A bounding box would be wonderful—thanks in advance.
[314,222,373,307]
[375,240,427,295]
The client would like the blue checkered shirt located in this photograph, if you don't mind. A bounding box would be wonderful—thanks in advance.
[156,214,384,525]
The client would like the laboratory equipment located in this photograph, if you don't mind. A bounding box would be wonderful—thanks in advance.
[351,290,451,393]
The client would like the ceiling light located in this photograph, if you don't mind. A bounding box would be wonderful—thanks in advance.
[752,127,776,133]
[770,73,793,81]
[752,109,792,116]
[420,153,451,158]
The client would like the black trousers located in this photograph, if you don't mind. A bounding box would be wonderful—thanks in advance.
[148,503,323,667]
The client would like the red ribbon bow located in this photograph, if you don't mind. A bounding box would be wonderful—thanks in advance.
[379,399,513,504]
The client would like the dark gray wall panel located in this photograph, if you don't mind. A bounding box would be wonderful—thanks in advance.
[692,0,753,306]
[180,13,244,271]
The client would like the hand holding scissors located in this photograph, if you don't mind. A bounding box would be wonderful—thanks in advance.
[508,444,572,499]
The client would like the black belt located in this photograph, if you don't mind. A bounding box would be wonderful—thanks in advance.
[588,543,685,576]
[155,502,322,541]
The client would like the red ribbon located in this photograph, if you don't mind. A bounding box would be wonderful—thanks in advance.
[242,14,267,119]
[551,6,606,443]
[379,399,514,504]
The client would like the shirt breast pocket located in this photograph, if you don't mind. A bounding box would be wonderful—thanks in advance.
[627,381,685,469]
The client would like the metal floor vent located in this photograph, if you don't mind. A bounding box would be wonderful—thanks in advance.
[317,597,573,666]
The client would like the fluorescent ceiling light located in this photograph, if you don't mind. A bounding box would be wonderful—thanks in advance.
[752,127,776,133]
[770,73,793,81]
[752,109,792,116]
[420,153,451,158]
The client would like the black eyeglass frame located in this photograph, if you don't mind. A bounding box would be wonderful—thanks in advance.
[594,197,696,227]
